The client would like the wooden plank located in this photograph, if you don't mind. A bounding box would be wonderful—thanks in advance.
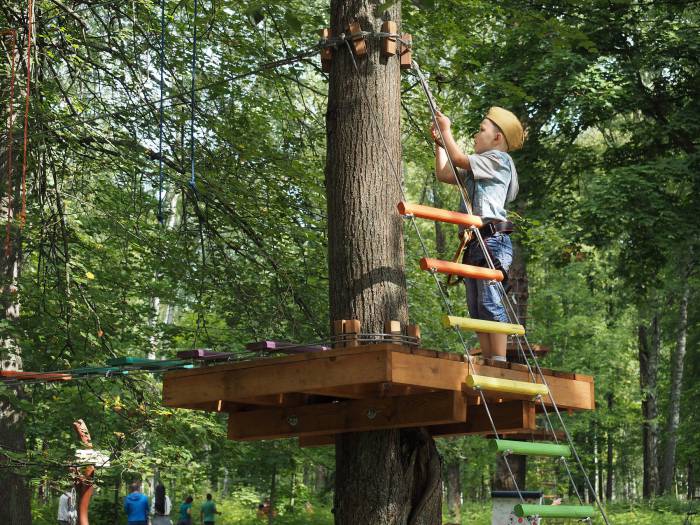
[390,351,469,390]
[163,348,390,408]
[228,391,467,441]
[298,401,534,447]
[428,401,536,437]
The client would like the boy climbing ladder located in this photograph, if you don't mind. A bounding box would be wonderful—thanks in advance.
[431,106,525,362]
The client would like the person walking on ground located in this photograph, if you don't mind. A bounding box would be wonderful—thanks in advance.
[124,481,149,525]
[200,493,221,525]
[177,496,194,525]
[57,489,77,525]
[151,484,173,525]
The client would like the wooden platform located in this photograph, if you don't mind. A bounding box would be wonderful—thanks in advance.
[162,344,594,443]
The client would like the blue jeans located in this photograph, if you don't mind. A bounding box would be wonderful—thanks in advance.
[464,233,512,322]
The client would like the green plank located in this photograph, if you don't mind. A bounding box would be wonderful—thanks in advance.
[514,504,595,519]
[105,357,190,369]
[490,439,571,458]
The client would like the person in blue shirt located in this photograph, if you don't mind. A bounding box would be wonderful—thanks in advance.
[124,481,149,525]
[432,106,525,362]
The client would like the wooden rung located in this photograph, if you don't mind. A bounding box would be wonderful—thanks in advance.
[397,201,483,228]
[381,20,397,57]
[465,375,549,398]
[227,390,466,441]
[490,439,571,458]
[399,33,412,69]
[319,28,332,72]
[514,504,595,519]
[420,258,504,281]
[348,21,367,57]
[443,316,525,335]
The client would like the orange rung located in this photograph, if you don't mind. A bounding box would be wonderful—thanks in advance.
[397,202,483,228]
[0,370,72,382]
[419,258,503,281]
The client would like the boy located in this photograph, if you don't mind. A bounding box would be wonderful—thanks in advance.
[432,106,524,362]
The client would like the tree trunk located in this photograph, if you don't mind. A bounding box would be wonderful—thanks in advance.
[493,455,526,492]
[0,29,32,525]
[326,3,441,524]
[606,392,614,502]
[688,461,695,500]
[638,315,660,499]
[660,263,692,494]
[445,462,461,521]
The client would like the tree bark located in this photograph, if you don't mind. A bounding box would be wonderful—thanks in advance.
[326,3,441,524]
[638,315,660,499]
[660,260,692,494]
[0,29,32,525]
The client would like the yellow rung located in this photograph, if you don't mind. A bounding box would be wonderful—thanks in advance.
[442,315,525,335]
[465,375,549,397]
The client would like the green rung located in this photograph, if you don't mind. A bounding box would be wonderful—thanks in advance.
[490,439,571,458]
[71,366,126,376]
[514,504,595,519]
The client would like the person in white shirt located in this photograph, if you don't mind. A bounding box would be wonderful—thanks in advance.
[151,483,173,525]
[57,490,77,525]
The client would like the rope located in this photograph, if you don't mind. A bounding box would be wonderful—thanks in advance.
[4,30,17,257]
[188,0,198,192]
[20,0,33,228]
[157,0,165,224]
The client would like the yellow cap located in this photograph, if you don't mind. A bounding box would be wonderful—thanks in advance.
[485,106,525,151]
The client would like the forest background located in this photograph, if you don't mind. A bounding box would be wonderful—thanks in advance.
[0,0,698,523]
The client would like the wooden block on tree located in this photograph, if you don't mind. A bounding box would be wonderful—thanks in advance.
[319,28,332,73]
[348,21,367,57]
[384,320,401,344]
[228,390,467,441]
[344,319,361,347]
[381,20,397,57]
[399,33,412,70]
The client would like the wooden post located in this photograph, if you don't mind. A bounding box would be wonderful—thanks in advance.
[407,324,421,345]
[344,319,361,347]
[384,320,401,343]
[333,319,346,348]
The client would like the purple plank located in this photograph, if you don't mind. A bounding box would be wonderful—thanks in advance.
[176,349,235,361]
[245,340,330,354]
